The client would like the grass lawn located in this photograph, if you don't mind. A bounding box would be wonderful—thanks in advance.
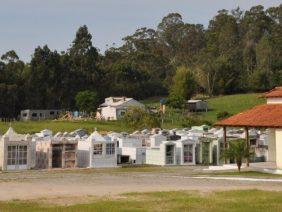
[144,93,265,128]
[201,93,265,122]
[197,171,282,179]
[0,93,265,134]
[1,190,282,211]
[0,120,132,134]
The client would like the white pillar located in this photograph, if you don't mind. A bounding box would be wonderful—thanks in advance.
[268,129,276,161]
[275,129,282,169]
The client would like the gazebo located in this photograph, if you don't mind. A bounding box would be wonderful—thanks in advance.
[214,87,282,169]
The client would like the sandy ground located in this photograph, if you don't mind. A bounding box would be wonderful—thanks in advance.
[1,166,282,204]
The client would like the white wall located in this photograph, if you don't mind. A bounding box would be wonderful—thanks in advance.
[101,107,117,120]
[90,142,117,168]
[77,140,91,168]
[146,148,165,165]
[118,137,142,148]
[150,134,166,148]
[275,129,282,169]
[267,98,282,104]
[146,142,176,166]
[121,147,146,164]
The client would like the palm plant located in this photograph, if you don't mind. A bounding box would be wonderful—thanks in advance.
[222,139,251,172]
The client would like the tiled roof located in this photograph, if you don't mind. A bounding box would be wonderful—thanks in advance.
[214,104,282,128]
[265,87,282,98]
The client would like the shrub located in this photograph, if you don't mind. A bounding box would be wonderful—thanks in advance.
[122,107,160,129]
[167,95,185,109]
[217,111,232,120]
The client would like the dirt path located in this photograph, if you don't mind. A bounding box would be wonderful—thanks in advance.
[1,168,282,202]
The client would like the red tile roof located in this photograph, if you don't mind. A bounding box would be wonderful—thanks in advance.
[265,87,282,98]
[214,104,282,128]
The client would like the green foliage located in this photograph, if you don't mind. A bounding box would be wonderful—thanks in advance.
[75,90,98,114]
[122,107,160,130]
[167,95,185,109]
[222,139,251,172]
[216,111,232,120]
[169,66,198,100]
[201,141,211,165]
[181,114,203,128]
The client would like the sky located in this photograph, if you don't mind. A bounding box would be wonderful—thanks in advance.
[0,0,281,62]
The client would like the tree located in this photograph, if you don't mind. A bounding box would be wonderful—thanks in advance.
[25,45,62,109]
[169,66,198,100]
[1,50,19,63]
[75,90,99,114]
[167,95,185,109]
[67,25,102,103]
[222,139,251,172]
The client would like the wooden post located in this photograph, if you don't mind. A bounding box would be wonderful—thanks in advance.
[223,126,227,164]
[245,127,250,167]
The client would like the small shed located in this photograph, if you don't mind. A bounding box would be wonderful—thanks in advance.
[117,135,146,164]
[77,131,117,168]
[175,139,196,165]
[187,100,208,112]
[146,141,177,166]
[0,127,33,171]
[35,136,78,169]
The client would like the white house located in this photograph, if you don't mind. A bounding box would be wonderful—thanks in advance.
[96,97,145,120]
[0,127,33,171]
[77,131,117,168]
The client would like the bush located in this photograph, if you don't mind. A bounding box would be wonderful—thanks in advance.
[122,107,160,129]
[181,114,202,128]
[167,95,185,109]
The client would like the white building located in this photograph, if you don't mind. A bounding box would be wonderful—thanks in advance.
[77,131,117,168]
[110,133,147,164]
[215,86,282,169]
[96,97,145,120]
[20,109,61,121]
[0,127,33,171]
[187,100,208,112]
[175,139,196,165]
[146,140,177,166]
[146,132,197,166]
[35,135,78,169]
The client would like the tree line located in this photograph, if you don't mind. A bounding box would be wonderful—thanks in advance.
[0,5,281,118]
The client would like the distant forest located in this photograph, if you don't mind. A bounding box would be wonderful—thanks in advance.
[0,5,281,118]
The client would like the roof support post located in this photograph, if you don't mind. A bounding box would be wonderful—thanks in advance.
[245,127,250,167]
[223,126,227,164]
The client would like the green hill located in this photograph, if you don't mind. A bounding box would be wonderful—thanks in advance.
[203,93,265,122]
